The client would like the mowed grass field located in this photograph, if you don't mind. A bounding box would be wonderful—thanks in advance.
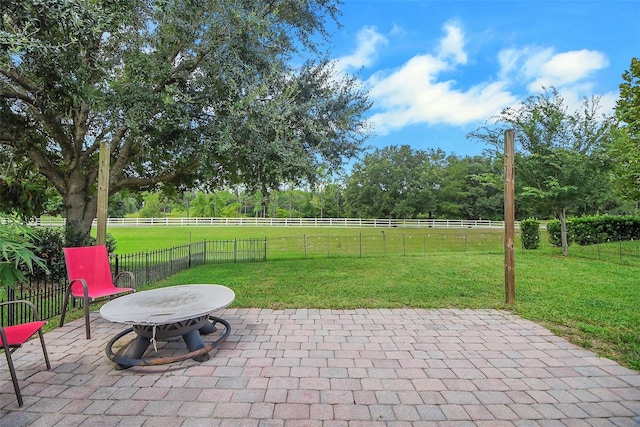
[104,226,640,371]
[106,225,509,255]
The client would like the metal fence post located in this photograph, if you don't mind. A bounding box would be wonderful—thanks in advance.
[403,234,406,256]
[6,286,15,326]
[204,239,207,264]
[145,253,150,285]
[382,231,386,256]
[620,238,623,264]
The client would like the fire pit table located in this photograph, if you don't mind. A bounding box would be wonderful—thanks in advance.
[100,284,235,369]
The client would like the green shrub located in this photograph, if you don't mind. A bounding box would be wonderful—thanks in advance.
[520,218,540,249]
[29,227,117,282]
[547,220,562,247]
[571,215,640,245]
[31,227,66,281]
[0,216,47,287]
[546,219,576,247]
[548,215,640,247]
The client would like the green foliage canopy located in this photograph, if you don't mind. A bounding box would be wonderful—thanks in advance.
[0,0,371,242]
[610,58,640,201]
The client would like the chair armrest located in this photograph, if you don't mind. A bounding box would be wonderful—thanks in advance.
[0,299,42,321]
[114,271,136,289]
[69,278,89,296]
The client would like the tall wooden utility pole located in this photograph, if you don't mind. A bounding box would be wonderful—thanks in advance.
[504,130,516,304]
[96,142,110,246]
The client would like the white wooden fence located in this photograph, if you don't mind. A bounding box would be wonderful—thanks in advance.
[33,217,515,229]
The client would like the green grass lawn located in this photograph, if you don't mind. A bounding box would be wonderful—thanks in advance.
[78,225,640,371]
[105,225,509,254]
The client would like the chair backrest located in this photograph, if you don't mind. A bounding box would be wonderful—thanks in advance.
[64,245,114,294]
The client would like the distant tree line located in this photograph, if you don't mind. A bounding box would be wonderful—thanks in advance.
[101,142,635,222]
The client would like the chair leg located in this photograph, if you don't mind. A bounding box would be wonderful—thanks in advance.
[37,329,51,370]
[3,344,23,407]
[83,295,91,339]
[59,286,72,328]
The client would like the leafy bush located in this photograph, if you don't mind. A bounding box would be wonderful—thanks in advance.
[0,177,48,221]
[0,216,47,287]
[30,227,67,281]
[546,220,574,247]
[520,218,540,249]
[571,215,640,245]
[28,227,118,282]
[547,215,640,247]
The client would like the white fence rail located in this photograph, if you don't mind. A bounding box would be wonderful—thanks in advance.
[33,217,515,229]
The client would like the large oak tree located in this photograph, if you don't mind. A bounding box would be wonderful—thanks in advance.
[0,0,370,243]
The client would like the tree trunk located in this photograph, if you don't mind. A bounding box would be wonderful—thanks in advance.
[559,208,569,257]
[63,180,98,247]
[30,149,100,246]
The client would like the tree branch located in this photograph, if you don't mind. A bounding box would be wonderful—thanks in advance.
[153,44,212,94]
[109,126,133,179]
[25,145,66,194]
[0,90,35,106]
[0,68,40,94]
[111,163,197,194]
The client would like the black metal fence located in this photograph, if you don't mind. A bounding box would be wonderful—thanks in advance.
[1,238,266,325]
[113,238,267,285]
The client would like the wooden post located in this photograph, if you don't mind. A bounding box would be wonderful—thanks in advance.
[96,142,110,246]
[504,130,516,304]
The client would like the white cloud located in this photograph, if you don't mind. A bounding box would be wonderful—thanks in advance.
[364,22,516,134]
[335,20,613,136]
[498,46,553,82]
[528,49,609,92]
[497,46,609,93]
[555,84,618,117]
[497,46,614,115]
[334,27,388,73]
[437,21,468,65]
[389,23,404,37]
[596,92,618,115]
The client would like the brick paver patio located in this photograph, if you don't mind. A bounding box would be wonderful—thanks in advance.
[1,308,639,426]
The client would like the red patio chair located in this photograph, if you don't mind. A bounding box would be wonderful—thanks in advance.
[1,300,51,407]
[60,245,135,339]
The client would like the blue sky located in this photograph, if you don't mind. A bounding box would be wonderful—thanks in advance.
[325,0,640,157]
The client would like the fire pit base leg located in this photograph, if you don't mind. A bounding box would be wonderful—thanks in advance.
[116,336,150,369]
[183,330,210,362]
[105,316,230,368]
[125,336,151,361]
[199,320,216,335]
